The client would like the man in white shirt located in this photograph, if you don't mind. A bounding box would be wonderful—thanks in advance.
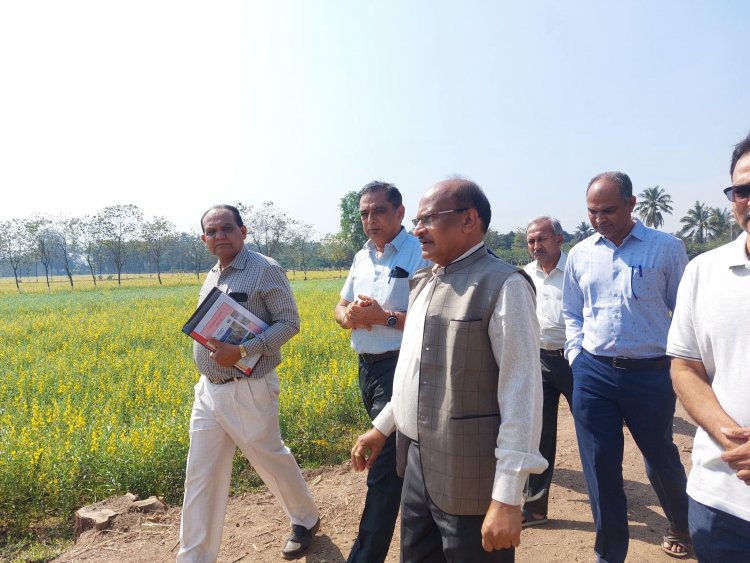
[351,178,546,562]
[521,217,573,527]
[335,181,430,563]
[667,131,750,561]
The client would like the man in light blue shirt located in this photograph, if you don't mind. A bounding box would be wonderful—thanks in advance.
[562,172,690,562]
[335,181,430,563]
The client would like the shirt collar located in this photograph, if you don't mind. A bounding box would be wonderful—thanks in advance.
[364,226,407,252]
[211,246,249,273]
[533,251,566,275]
[432,241,485,274]
[729,232,750,268]
[593,218,644,245]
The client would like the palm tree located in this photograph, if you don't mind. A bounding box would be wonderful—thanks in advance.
[634,186,673,229]
[573,221,594,242]
[679,201,711,243]
[707,207,734,241]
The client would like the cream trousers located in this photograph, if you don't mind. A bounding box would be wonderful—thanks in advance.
[177,372,318,563]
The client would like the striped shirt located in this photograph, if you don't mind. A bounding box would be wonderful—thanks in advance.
[193,246,300,382]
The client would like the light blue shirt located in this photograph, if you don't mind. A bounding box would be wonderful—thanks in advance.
[341,227,431,354]
[562,219,687,361]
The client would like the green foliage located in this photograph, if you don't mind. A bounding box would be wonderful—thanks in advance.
[339,191,367,255]
[0,276,366,547]
[634,186,673,229]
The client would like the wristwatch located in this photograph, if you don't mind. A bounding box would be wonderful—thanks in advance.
[238,344,248,359]
[385,312,398,328]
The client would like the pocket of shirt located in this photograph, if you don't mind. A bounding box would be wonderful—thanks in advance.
[383,276,411,310]
[629,266,662,301]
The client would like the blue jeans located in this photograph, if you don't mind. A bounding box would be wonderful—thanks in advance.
[572,350,689,563]
[689,496,750,562]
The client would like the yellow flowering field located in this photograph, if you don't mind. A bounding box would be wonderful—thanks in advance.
[0,274,366,536]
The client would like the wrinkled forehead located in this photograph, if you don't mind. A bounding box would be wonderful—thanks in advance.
[203,208,238,227]
[733,151,750,184]
[527,221,556,238]
[418,184,457,213]
[359,190,393,210]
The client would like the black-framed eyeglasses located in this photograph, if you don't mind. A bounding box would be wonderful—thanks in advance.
[723,184,750,202]
[411,208,469,228]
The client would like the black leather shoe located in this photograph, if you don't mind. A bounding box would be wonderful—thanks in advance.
[281,517,320,560]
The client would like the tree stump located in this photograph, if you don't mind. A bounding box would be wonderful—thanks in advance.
[73,492,140,540]
[131,496,168,513]
[74,506,118,539]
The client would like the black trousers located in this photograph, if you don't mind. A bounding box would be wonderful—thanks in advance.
[400,441,514,563]
[347,354,403,563]
[524,351,573,517]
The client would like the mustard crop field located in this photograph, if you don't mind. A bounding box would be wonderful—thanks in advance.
[0,274,366,539]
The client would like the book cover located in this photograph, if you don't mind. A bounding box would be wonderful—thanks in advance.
[182,287,269,375]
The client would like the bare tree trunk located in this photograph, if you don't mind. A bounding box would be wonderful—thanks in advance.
[87,258,97,287]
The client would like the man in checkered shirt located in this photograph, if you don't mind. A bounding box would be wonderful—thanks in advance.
[177,204,319,562]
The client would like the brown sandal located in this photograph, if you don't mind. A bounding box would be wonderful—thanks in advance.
[661,528,691,558]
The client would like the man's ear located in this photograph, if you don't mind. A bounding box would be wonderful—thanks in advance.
[397,205,405,222]
[200,233,207,245]
[240,225,247,240]
[463,208,480,233]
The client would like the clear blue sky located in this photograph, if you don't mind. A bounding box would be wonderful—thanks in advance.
[1,0,747,237]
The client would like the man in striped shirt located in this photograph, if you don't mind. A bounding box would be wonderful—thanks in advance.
[177,204,319,562]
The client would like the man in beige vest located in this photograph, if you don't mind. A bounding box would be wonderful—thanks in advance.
[351,178,546,562]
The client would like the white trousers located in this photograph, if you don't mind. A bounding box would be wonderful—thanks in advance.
[177,372,319,563]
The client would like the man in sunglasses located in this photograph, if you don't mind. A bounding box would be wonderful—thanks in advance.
[562,172,691,561]
[335,181,430,563]
[351,178,546,562]
[667,131,750,560]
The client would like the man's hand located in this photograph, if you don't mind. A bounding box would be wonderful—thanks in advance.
[721,427,750,485]
[344,295,388,331]
[351,427,387,472]
[207,338,242,368]
[481,501,522,552]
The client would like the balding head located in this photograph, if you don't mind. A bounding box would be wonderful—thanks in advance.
[413,178,489,266]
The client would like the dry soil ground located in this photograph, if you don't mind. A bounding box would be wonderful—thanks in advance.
[53,402,698,563]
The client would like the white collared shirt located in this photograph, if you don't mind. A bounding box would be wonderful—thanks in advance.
[523,252,567,350]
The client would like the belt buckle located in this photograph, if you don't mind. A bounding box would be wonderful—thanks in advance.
[612,357,627,369]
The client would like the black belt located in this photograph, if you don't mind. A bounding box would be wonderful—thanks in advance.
[359,350,399,364]
[590,354,669,371]
[212,374,250,385]
[540,348,565,358]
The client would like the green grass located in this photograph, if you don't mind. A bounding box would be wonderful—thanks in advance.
[0,274,366,557]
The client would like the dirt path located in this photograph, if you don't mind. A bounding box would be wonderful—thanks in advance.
[53,403,697,562]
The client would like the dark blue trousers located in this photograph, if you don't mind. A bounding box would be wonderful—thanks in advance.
[689,496,750,563]
[572,350,689,563]
[347,354,403,563]
[524,351,573,517]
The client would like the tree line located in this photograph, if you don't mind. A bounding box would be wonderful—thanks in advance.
[0,187,737,291]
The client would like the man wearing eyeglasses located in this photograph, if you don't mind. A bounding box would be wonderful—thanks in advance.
[562,172,691,561]
[178,205,320,562]
[351,178,546,562]
[667,132,750,560]
[335,181,430,563]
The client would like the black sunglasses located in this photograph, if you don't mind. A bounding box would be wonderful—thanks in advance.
[723,184,750,202]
